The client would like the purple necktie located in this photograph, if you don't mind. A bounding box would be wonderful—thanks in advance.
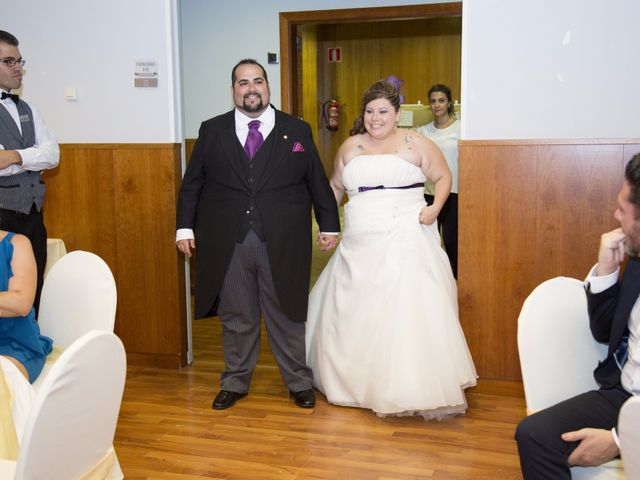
[244,120,264,159]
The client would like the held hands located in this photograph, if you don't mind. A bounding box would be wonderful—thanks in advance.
[562,428,619,467]
[176,239,195,258]
[597,228,626,276]
[317,233,339,251]
[419,205,438,226]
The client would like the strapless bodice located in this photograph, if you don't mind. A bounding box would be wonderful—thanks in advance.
[342,154,426,195]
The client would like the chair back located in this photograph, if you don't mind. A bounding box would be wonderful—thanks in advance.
[14,330,126,480]
[38,251,117,348]
[517,276,607,412]
[619,396,640,479]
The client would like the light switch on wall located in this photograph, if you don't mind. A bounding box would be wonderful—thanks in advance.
[64,87,78,100]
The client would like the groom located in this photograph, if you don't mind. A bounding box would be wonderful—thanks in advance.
[176,59,340,410]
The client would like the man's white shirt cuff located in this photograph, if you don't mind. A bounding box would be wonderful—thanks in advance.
[584,264,620,294]
[611,427,621,448]
[176,229,194,242]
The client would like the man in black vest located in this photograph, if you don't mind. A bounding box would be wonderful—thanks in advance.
[516,153,640,478]
[0,30,59,315]
[176,59,340,410]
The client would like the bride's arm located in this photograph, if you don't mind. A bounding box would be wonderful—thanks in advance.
[417,136,451,226]
[329,141,350,205]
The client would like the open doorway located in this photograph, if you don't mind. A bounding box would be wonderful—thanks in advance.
[279,3,462,175]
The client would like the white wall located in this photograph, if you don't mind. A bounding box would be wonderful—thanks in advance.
[462,0,640,139]
[3,0,181,143]
[8,1,635,142]
[180,0,456,138]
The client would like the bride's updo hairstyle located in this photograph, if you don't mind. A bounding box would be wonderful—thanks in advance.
[349,80,401,136]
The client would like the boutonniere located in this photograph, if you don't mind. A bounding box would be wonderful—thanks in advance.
[292,141,305,153]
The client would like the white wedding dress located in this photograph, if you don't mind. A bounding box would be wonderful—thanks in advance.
[306,154,477,419]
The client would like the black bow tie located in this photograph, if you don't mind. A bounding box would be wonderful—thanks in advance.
[1,92,19,104]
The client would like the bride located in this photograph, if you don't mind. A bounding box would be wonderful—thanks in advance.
[306,80,477,420]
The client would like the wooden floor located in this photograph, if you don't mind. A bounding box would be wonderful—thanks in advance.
[114,317,527,479]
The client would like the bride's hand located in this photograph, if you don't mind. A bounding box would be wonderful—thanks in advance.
[419,205,438,226]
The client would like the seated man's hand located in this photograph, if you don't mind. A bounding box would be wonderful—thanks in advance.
[597,228,626,276]
[562,428,619,467]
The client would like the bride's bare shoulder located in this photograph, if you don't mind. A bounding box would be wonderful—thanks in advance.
[341,134,366,149]
[339,135,368,161]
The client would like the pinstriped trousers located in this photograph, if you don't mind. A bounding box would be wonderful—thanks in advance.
[217,230,313,393]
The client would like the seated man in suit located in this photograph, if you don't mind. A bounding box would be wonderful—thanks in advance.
[515,152,640,479]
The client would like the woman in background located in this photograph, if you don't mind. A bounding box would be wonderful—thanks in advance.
[306,80,476,420]
[417,84,460,278]
[0,230,53,441]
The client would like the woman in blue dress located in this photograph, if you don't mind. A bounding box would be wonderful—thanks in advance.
[0,230,52,440]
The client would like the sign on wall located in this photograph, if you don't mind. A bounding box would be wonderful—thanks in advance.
[328,47,342,63]
[134,59,158,87]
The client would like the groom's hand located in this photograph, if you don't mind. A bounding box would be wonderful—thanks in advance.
[317,233,339,251]
[176,238,195,258]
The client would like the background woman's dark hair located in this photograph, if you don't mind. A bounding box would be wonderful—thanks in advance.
[350,80,400,136]
[428,83,454,116]
[625,153,640,216]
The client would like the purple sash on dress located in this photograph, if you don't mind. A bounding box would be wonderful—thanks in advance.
[357,182,425,193]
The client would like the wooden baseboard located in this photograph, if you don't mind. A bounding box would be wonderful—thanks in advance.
[467,378,524,397]
[127,352,188,369]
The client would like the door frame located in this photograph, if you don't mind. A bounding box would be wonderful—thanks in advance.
[278,2,463,114]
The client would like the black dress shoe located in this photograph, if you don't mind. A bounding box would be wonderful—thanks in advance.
[290,388,315,408]
[212,390,247,410]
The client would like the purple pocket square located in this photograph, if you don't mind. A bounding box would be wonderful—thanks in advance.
[292,141,305,152]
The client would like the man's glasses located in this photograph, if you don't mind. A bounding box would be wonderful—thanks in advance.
[0,58,26,67]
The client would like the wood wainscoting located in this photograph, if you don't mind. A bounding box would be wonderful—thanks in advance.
[42,143,188,368]
[459,139,640,394]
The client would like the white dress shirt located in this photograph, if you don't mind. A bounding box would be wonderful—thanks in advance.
[0,92,59,176]
[234,105,275,148]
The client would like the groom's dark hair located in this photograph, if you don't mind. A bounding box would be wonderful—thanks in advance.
[625,153,640,217]
[231,59,268,85]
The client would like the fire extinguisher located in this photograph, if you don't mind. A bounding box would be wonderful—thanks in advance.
[322,99,340,131]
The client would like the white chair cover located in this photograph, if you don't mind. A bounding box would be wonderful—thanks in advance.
[517,276,624,479]
[619,396,640,479]
[0,330,126,479]
[34,251,123,479]
[38,250,117,348]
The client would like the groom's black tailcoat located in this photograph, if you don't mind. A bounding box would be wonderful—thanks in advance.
[176,108,340,321]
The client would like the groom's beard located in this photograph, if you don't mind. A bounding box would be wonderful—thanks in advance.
[241,94,265,113]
